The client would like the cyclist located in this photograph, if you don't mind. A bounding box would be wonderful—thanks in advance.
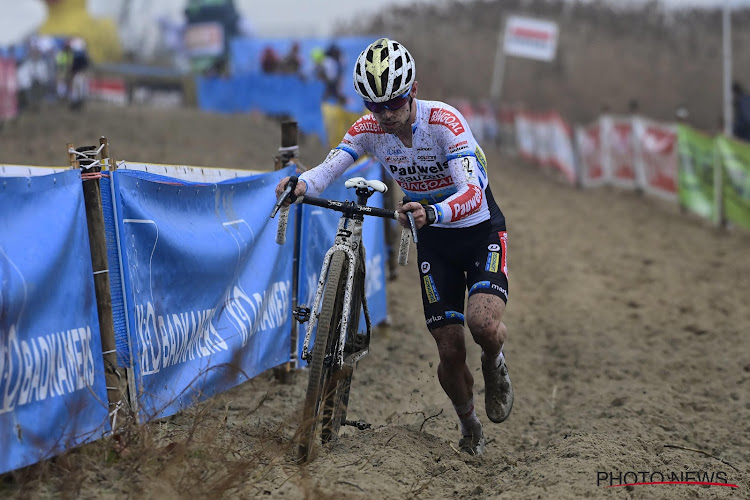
[275,38,513,456]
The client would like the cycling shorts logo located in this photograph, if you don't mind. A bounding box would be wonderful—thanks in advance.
[469,281,508,300]
[426,314,444,325]
[485,252,500,273]
[423,275,440,303]
[492,283,508,299]
[445,310,464,322]
[420,261,431,274]
[469,281,492,294]
[488,244,500,251]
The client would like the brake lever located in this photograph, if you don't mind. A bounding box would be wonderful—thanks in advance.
[401,196,419,244]
[407,211,418,244]
[270,176,298,218]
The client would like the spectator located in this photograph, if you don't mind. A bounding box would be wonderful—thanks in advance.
[731,81,750,142]
[157,15,188,70]
[55,40,73,100]
[36,36,58,101]
[318,43,346,105]
[310,47,325,79]
[260,46,280,74]
[477,100,499,145]
[68,38,90,110]
[16,45,51,112]
[675,106,689,123]
[279,42,303,77]
[628,98,639,115]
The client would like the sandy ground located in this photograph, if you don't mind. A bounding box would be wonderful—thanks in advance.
[1,103,749,499]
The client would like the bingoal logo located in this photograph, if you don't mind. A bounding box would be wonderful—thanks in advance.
[429,108,465,136]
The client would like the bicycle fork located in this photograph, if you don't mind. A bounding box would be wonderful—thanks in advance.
[299,217,371,368]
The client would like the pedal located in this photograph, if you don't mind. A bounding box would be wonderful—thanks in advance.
[292,305,311,323]
[343,419,371,430]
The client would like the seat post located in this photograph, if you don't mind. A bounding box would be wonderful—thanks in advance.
[355,187,374,205]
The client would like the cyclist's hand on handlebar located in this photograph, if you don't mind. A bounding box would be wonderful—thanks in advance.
[275,176,307,207]
[398,202,429,229]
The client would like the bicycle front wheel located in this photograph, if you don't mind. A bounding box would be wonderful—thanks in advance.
[298,251,348,462]
[321,250,365,442]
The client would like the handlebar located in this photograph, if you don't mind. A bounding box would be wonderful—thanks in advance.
[270,175,298,219]
[271,176,417,266]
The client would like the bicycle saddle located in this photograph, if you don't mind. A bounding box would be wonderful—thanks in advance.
[344,177,388,193]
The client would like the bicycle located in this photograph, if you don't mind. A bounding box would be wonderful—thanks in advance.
[271,175,416,463]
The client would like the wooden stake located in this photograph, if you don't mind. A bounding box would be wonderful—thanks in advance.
[274,121,300,384]
[99,136,116,171]
[67,143,78,169]
[79,144,125,427]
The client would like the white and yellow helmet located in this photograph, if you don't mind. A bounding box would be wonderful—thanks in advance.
[353,38,416,102]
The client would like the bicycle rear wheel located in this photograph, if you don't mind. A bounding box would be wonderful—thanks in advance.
[298,251,348,462]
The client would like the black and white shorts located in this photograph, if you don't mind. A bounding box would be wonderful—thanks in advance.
[415,220,509,330]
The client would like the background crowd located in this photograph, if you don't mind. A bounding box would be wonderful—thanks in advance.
[5,34,90,113]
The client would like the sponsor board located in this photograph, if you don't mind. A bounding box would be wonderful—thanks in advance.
[504,16,559,62]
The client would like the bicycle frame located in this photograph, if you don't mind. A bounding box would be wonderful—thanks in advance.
[301,208,369,368]
[272,175,417,461]
[273,176,414,368]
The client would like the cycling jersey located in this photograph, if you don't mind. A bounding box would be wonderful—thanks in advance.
[299,99,505,229]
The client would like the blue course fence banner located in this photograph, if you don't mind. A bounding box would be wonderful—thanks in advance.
[0,170,111,474]
[102,170,268,369]
[110,166,297,421]
[229,36,374,114]
[101,176,130,368]
[197,36,376,144]
[296,158,388,365]
[196,73,327,141]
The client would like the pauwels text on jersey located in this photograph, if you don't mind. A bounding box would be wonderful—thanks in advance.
[388,161,449,182]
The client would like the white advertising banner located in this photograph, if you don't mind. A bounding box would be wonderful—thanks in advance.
[633,117,678,201]
[603,116,639,190]
[183,21,225,57]
[504,16,559,62]
[515,111,577,185]
[575,120,607,188]
[520,111,679,202]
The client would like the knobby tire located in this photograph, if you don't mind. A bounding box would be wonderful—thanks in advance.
[298,251,348,462]
[323,250,365,439]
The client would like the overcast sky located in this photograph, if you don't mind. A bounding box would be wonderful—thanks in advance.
[244,0,745,36]
[84,0,748,38]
